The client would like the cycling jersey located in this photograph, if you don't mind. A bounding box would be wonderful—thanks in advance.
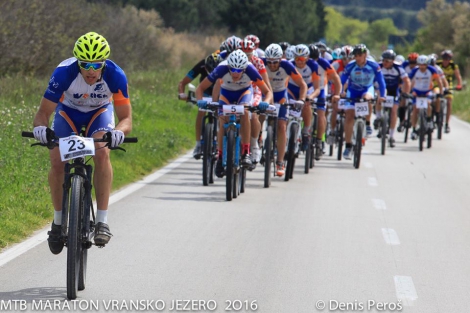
[207,60,264,91]
[341,60,386,97]
[44,57,130,113]
[378,61,407,96]
[436,60,459,85]
[408,65,440,93]
[185,58,214,96]
[401,61,417,75]
[316,57,336,90]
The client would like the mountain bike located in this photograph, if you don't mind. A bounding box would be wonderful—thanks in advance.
[402,94,414,143]
[284,100,304,181]
[260,103,279,188]
[328,99,347,161]
[415,96,432,151]
[376,95,394,155]
[186,84,218,186]
[305,99,318,173]
[22,129,137,300]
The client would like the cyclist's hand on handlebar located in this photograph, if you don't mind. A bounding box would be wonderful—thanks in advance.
[258,101,269,111]
[33,126,49,144]
[197,100,208,109]
[436,93,443,98]
[331,95,340,103]
[293,100,304,110]
[178,93,188,101]
[109,129,125,148]
[456,85,462,91]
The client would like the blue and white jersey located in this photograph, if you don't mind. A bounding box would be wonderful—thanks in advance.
[341,59,386,97]
[43,57,130,113]
[409,66,440,92]
[207,60,264,91]
[379,61,408,94]
[316,57,336,90]
[264,59,302,92]
[288,59,319,88]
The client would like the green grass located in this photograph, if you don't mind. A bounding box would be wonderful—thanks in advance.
[0,69,197,250]
[452,88,470,122]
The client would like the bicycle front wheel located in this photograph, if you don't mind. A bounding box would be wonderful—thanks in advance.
[225,129,235,201]
[67,175,85,300]
[202,122,214,186]
[404,107,411,143]
[381,117,387,155]
[264,125,273,188]
[353,125,363,169]
[285,123,298,182]
[419,112,425,151]
[337,119,344,161]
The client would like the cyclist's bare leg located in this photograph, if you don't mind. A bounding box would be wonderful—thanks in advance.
[49,148,66,216]
[446,96,452,124]
[240,110,251,146]
[344,109,355,143]
[195,110,205,141]
[250,113,261,143]
[330,102,338,132]
[317,110,326,141]
[92,132,112,212]
[411,106,418,128]
[390,105,398,131]
[276,120,287,162]
[302,105,312,131]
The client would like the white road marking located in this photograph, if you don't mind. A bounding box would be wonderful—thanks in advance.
[381,228,400,245]
[0,152,193,268]
[368,177,378,186]
[371,198,387,210]
[394,276,418,306]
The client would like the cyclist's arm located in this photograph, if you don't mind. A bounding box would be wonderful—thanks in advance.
[292,75,307,101]
[178,76,193,95]
[33,97,57,127]
[256,80,273,104]
[260,71,272,92]
[195,77,213,100]
[310,74,321,100]
[327,70,341,96]
[212,79,221,102]
[114,104,132,135]
[455,67,463,87]
[402,76,411,94]
[433,73,443,95]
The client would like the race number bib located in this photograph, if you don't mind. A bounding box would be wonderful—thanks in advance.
[338,99,347,110]
[288,108,302,118]
[355,101,369,117]
[416,97,428,109]
[222,105,245,116]
[384,96,394,108]
[59,135,95,161]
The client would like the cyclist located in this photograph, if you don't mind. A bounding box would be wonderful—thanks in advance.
[263,43,307,176]
[428,54,448,126]
[195,50,273,178]
[287,44,321,153]
[178,52,220,159]
[376,49,411,148]
[340,44,386,159]
[218,36,242,61]
[240,38,271,164]
[32,32,132,254]
[408,55,443,140]
[436,50,463,133]
[397,52,419,131]
[307,44,341,159]
[278,42,291,58]
[314,42,333,61]
[328,45,353,146]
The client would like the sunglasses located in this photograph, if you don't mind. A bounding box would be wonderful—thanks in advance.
[78,60,106,71]
[229,67,244,73]
[295,56,308,62]
[266,60,280,65]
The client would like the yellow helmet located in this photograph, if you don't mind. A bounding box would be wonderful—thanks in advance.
[73,32,110,61]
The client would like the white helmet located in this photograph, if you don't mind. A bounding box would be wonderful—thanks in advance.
[285,45,296,59]
[417,54,428,65]
[227,50,249,69]
[293,44,310,58]
[395,54,405,64]
[265,43,283,59]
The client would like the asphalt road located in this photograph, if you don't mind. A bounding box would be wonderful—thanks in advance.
[1,117,470,313]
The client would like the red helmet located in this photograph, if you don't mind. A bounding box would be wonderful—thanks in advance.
[245,34,260,47]
[341,45,353,59]
[408,52,419,62]
[240,38,255,53]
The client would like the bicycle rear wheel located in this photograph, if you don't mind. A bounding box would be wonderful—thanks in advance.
[381,117,387,155]
[225,129,235,201]
[264,125,273,188]
[353,126,363,169]
[337,119,344,161]
[285,123,298,182]
[404,107,412,143]
[304,135,311,174]
[427,125,432,148]
[67,176,85,300]
[437,109,443,140]
[239,167,246,193]
[419,112,425,151]
[202,123,214,186]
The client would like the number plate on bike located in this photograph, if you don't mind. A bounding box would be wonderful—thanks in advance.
[59,135,95,161]
[355,101,369,117]
[338,99,347,110]
[288,108,302,118]
[384,96,394,108]
[416,97,428,109]
[222,105,244,116]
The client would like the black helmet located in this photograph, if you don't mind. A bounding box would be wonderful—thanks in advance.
[381,49,396,60]
[441,49,453,59]
[278,41,291,52]
[205,53,219,73]
[308,43,320,59]
[352,44,367,56]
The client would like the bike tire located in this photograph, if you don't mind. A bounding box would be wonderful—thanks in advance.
[337,119,344,161]
[285,123,298,182]
[264,125,273,188]
[381,118,387,155]
[67,176,84,300]
[226,129,235,201]
[353,126,363,169]
[78,222,88,291]
[304,136,311,174]
[239,167,246,193]
[419,113,425,151]
[437,110,443,140]
[309,114,317,169]
[202,123,213,186]
[427,126,432,148]
[404,107,411,143]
